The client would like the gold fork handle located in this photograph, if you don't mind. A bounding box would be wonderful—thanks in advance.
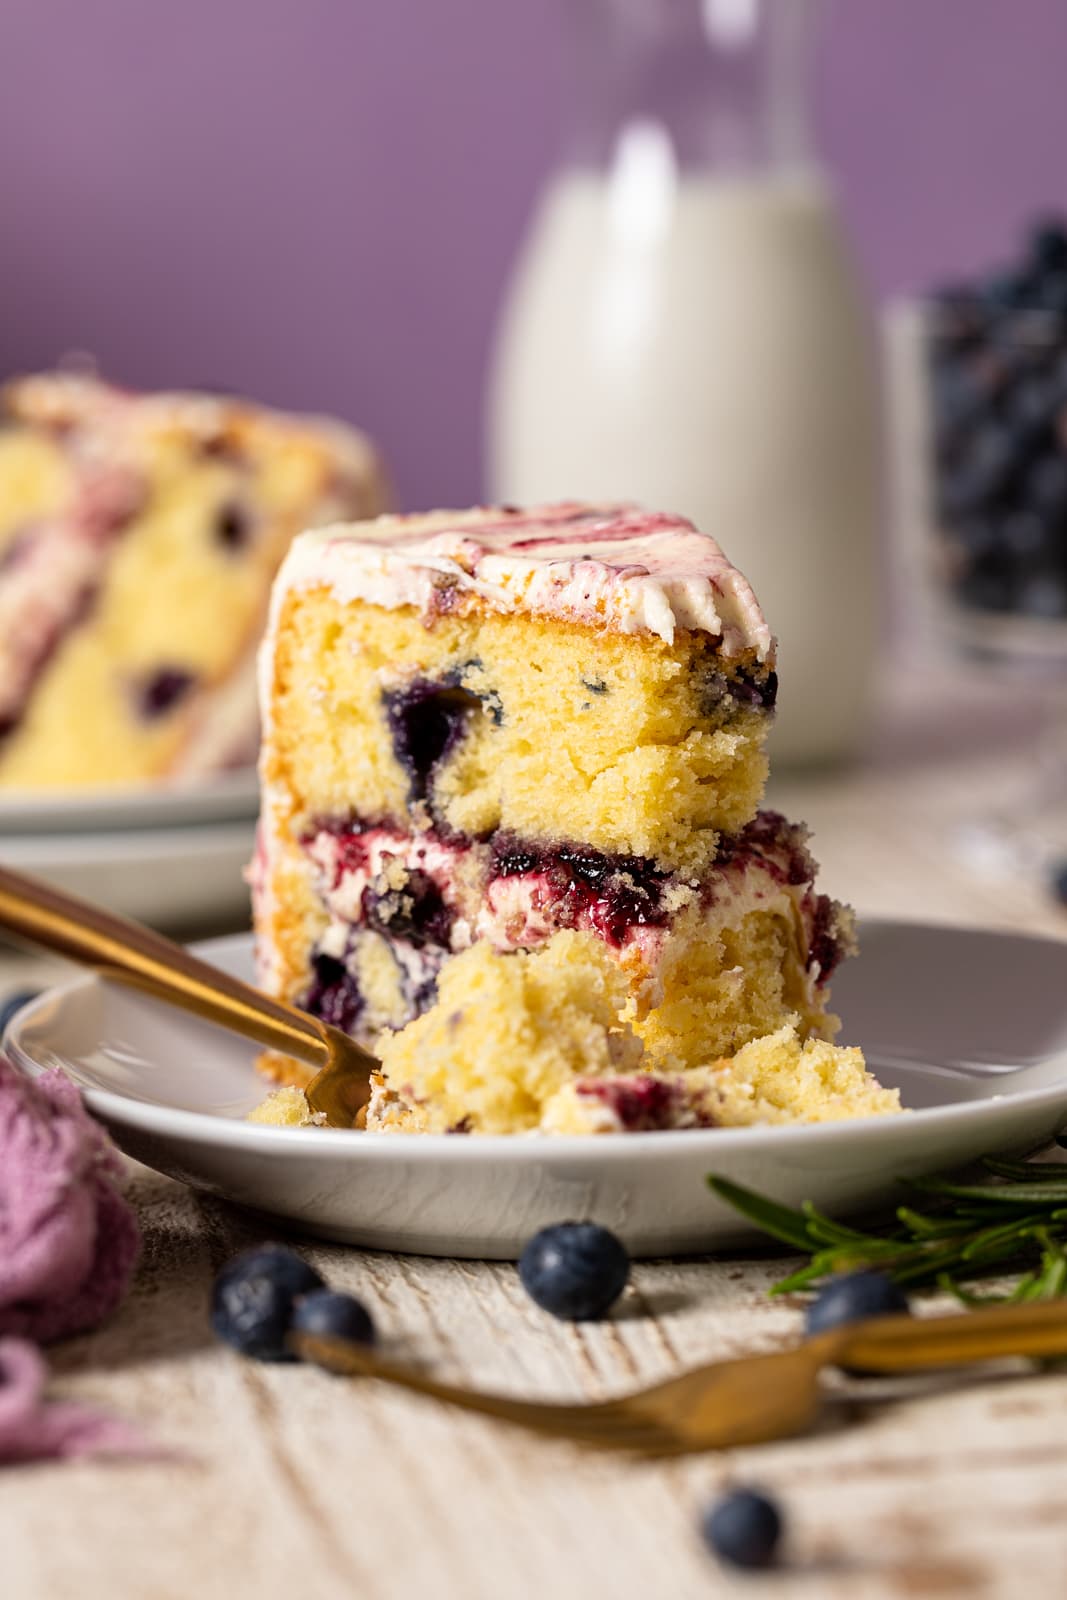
[0,861,332,1070]
[291,1334,607,1433]
[832,1294,1067,1371]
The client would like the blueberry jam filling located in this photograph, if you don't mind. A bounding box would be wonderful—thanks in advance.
[715,810,813,885]
[138,667,195,718]
[576,1076,711,1131]
[492,836,669,947]
[384,678,485,804]
[807,894,845,981]
[302,952,363,1034]
[361,868,454,949]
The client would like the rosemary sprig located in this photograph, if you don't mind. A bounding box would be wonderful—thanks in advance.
[707,1153,1067,1304]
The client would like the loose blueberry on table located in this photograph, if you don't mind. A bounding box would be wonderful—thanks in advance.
[804,1268,910,1338]
[211,1244,324,1361]
[518,1222,630,1321]
[292,1289,377,1348]
[211,1244,376,1364]
[700,1487,784,1571]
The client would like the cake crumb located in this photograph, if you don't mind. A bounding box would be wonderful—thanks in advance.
[247,1085,323,1127]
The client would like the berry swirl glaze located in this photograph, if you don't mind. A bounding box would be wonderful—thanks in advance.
[270,502,775,659]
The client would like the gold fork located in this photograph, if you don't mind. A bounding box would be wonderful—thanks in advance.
[0,862,375,1126]
[292,1295,1067,1455]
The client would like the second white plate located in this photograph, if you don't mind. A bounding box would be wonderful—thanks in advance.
[0,767,259,835]
[0,820,256,927]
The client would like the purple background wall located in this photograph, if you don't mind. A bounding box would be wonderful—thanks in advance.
[3,0,1066,509]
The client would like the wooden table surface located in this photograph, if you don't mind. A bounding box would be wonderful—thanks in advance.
[4,673,1067,1600]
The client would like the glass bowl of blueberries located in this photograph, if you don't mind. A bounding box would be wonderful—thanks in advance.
[928,219,1067,650]
[923,218,1067,892]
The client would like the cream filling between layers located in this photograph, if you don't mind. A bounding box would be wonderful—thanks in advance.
[300,822,831,1024]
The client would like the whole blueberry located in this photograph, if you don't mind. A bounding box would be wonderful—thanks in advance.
[1038,274,1067,316]
[0,988,40,1037]
[518,1222,630,1321]
[292,1289,376,1349]
[954,563,1016,614]
[1017,570,1067,619]
[1029,219,1067,272]
[980,269,1032,310]
[701,1487,783,1570]
[211,1245,326,1361]
[1026,454,1067,517]
[999,509,1049,564]
[805,1269,910,1339]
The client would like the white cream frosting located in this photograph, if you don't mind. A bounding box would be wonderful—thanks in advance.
[267,502,774,657]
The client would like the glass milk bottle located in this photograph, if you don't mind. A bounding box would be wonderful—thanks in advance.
[487,0,880,764]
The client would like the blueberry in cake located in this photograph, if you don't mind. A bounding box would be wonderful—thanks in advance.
[252,501,899,1133]
[0,371,386,787]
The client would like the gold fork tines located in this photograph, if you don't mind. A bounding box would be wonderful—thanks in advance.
[0,861,376,1127]
[293,1295,1067,1456]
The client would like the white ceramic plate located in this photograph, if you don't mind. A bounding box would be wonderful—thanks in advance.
[0,766,259,835]
[8,921,1067,1260]
[0,820,256,927]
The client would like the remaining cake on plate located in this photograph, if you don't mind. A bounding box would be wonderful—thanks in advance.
[252,501,900,1134]
[0,371,386,788]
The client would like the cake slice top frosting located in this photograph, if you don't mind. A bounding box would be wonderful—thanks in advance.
[273,502,774,657]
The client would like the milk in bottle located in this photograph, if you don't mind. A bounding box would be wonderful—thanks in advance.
[487,0,880,763]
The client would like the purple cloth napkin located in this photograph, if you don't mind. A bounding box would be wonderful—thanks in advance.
[0,1057,145,1461]
[0,1337,149,1462]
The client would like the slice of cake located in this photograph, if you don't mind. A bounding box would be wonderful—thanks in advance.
[0,371,387,788]
[253,500,899,1134]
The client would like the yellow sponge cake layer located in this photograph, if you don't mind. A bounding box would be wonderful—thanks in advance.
[539,1025,901,1135]
[372,932,643,1135]
[261,503,776,874]
[265,592,769,875]
[0,372,386,787]
[363,943,897,1136]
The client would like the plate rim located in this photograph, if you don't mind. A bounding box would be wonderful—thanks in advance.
[0,816,257,864]
[0,765,259,835]
[7,919,1067,1162]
